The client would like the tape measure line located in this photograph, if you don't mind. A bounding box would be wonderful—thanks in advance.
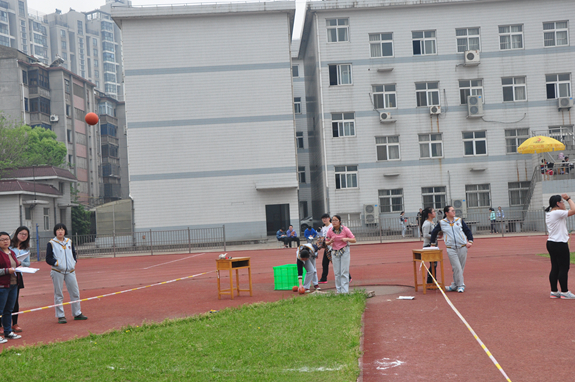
[421,262,512,382]
[7,270,216,318]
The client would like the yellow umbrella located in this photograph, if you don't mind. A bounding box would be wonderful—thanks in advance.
[517,136,565,154]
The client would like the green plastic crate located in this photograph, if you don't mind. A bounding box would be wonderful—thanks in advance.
[273,264,306,290]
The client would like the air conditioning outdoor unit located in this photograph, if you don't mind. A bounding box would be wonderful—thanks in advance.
[363,204,379,225]
[558,97,573,110]
[49,114,59,122]
[464,50,480,66]
[452,199,467,219]
[429,106,441,115]
[467,95,484,118]
[379,112,395,123]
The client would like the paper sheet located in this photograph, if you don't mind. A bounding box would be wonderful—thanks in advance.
[15,267,39,274]
[397,296,415,300]
[421,246,440,250]
[15,252,30,260]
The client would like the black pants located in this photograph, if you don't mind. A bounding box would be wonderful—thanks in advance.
[319,247,351,282]
[490,221,497,233]
[278,237,290,247]
[288,237,300,248]
[547,240,570,292]
[12,287,20,325]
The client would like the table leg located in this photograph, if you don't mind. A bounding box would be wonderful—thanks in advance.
[440,259,445,290]
[413,260,418,292]
[217,270,221,300]
[229,269,234,300]
[422,262,427,294]
[248,266,253,296]
[236,269,240,296]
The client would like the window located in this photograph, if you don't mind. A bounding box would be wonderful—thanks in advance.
[544,21,568,47]
[416,82,439,106]
[369,33,393,57]
[459,80,483,104]
[24,206,31,220]
[74,107,85,121]
[379,189,403,213]
[326,18,349,42]
[328,64,352,85]
[502,77,526,101]
[43,208,50,231]
[505,128,529,153]
[67,129,72,143]
[292,65,299,77]
[499,25,523,50]
[60,29,66,38]
[332,113,355,137]
[419,133,443,158]
[422,187,446,210]
[18,1,25,16]
[93,48,98,56]
[61,40,66,50]
[296,131,304,149]
[77,20,83,35]
[335,165,358,189]
[456,28,480,52]
[104,73,116,82]
[298,166,306,183]
[29,97,50,114]
[294,97,301,114]
[412,30,436,55]
[375,136,400,161]
[546,73,571,99]
[66,105,71,117]
[466,184,491,208]
[463,131,487,156]
[22,70,27,85]
[509,181,530,206]
[94,59,99,68]
[24,97,28,112]
[372,84,396,109]
[99,101,114,116]
[65,79,70,94]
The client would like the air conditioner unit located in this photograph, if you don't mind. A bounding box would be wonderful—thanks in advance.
[49,114,59,122]
[363,204,379,225]
[464,50,480,66]
[558,97,573,110]
[452,199,467,219]
[429,106,441,115]
[379,112,395,123]
[467,95,484,118]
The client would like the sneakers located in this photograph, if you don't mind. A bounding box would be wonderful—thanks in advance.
[5,332,21,340]
[457,286,465,293]
[314,285,321,290]
[58,317,67,324]
[550,291,562,299]
[0,337,6,344]
[445,285,457,292]
[318,281,328,284]
[304,289,312,294]
[560,291,575,299]
[11,325,22,333]
[74,314,88,321]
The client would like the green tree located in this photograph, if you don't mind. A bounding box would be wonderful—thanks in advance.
[0,116,28,171]
[71,205,91,236]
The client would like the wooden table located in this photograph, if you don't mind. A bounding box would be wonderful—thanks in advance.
[412,249,445,294]
[216,257,253,300]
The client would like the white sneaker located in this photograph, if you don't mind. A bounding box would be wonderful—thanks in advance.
[550,291,561,299]
[560,291,575,299]
[0,337,6,344]
[5,332,21,340]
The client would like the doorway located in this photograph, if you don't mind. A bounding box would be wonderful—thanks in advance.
[266,204,290,236]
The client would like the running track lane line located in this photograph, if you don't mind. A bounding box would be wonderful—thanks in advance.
[421,262,512,382]
[5,270,216,318]
[142,253,207,269]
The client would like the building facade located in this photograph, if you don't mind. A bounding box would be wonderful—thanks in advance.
[113,2,298,241]
[299,0,574,222]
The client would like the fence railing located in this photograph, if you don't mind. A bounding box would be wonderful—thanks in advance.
[30,226,226,261]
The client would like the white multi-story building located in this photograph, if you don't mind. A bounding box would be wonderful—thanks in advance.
[299,0,574,222]
[113,2,299,240]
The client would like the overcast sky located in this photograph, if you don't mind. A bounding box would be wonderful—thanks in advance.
[28,0,305,40]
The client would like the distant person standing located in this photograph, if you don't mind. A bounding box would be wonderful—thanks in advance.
[325,215,356,294]
[497,206,505,233]
[420,207,438,283]
[416,208,423,238]
[400,211,408,238]
[489,207,497,234]
[9,226,30,333]
[545,194,575,299]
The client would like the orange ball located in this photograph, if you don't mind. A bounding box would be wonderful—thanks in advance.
[292,286,298,292]
[298,287,306,294]
[85,112,99,125]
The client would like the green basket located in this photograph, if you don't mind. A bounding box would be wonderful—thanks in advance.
[273,264,306,290]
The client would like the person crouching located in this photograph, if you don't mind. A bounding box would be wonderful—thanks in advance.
[296,244,321,293]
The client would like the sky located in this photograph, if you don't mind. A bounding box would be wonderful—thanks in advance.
[27,0,306,40]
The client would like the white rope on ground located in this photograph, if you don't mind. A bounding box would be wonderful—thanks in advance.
[142,253,206,269]
[420,262,512,382]
[6,270,216,318]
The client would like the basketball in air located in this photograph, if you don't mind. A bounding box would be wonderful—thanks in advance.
[85,112,99,125]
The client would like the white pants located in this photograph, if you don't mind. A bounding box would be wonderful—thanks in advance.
[332,246,350,293]
[302,256,318,289]
[50,270,82,318]
[446,246,467,288]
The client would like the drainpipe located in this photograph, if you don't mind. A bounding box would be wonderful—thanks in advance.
[315,12,330,214]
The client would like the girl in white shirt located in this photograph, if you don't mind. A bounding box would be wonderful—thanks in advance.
[545,194,575,299]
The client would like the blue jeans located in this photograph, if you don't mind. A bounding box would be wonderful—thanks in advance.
[0,285,18,335]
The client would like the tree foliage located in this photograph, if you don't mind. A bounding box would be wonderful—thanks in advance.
[71,205,91,236]
[0,115,67,176]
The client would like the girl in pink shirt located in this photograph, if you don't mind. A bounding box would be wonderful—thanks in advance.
[326,215,356,293]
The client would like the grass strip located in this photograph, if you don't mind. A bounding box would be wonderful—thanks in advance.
[0,291,366,381]
[537,252,575,263]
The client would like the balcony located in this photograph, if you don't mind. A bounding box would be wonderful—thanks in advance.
[99,114,118,125]
[104,183,121,199]
[101,135,119,146]
[102,163,121,178]
[102,157,119,165]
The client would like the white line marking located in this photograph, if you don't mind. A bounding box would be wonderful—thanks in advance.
[142,253,206,269]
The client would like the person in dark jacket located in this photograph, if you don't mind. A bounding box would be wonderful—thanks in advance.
[0,231,21,342]
[46,223,87,324]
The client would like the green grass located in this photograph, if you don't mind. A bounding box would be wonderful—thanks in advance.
[0,291,366,381]
[538,252,575,263]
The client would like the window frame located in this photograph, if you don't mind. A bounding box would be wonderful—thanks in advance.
[505,128,529,153]
[465,184,491,208]
[331,113,356,138]
[546,73,571,99]
[292,65,299,77]
[456,27,481,52]
[375,136,400,161]
[459,79,484,104]
[543,21,569,47]
[328,64,352,86]
[298,166,306,184]
[379,188,403,213]
[296,131,304,149]
[462,131,487,156]
[419,133,443,159]
[499,24,524,50]
[372,84,397,109]
[508,181,531,206]
[326,18,349,43]
[421,186,446,210]
[334,165,358,190]
[502,76,527,102]
[294,97,302,114]
[415,82,440,107]
[369,32,393,58]
[412,30,437,56]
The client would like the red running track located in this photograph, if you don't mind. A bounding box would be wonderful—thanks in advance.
[3,236,570,381]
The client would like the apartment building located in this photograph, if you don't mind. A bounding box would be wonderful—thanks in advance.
[113,2,298,241]
[299,0,574,222]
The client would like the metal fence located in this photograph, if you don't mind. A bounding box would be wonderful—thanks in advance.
[342,209,552,243]
[30,226,226,261]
